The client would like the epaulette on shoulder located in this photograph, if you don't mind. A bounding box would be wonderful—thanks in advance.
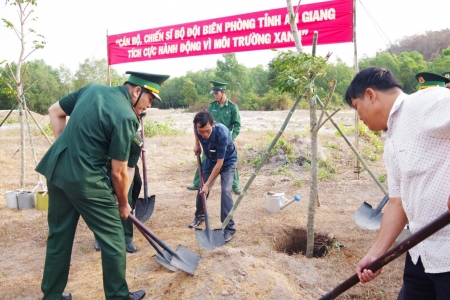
[229,100,236,106]
[209,100,216,105]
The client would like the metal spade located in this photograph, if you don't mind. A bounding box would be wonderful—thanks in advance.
[353,193,389,230]
[194,152,226,250]
[129,214,201,275]
[134,225,177,272]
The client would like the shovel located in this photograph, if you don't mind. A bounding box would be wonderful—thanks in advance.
[129,214,201,275]
[134,113,155,223]
[353,193,389,230]
[134,225,177,272]
[319,209,450,300]
[195,152,226,250]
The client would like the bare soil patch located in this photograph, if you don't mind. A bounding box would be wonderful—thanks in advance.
[0,109,403,299]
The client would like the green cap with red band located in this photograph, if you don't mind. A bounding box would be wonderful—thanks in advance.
[415,72,449,90]
[126,71,170,101]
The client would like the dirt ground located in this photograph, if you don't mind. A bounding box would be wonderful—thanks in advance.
[0,108,404,300]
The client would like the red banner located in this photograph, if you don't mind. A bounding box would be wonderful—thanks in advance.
[107,0,353,65]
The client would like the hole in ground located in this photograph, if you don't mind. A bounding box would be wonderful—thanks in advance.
[274,227,334,258]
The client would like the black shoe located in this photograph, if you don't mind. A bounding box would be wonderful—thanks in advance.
[224,231,234,243]
[128,290,146,300]
[126,242,137,253]
[188,215,205,228]
[62,292,72,300]
[186,185,199,191]
[233,188,241,195]
[94,240,101,251]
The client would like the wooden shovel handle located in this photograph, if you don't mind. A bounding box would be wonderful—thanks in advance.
[320,210,450,300]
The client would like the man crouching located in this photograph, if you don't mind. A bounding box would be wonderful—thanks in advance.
[188,111,237,243]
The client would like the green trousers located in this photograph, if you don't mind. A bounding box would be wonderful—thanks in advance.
[42,181,129,300]
[192,152,240,189]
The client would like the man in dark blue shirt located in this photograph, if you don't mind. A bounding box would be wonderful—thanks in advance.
[188,111,237,242]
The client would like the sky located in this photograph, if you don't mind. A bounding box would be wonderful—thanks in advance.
[0,0,449,78]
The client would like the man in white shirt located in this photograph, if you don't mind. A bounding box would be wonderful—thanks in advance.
[345,66,450,299]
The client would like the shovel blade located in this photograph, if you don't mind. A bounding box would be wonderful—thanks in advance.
[152,251,177,272]
[195,228,225,251]
[353,202,383,230]
[170,245,201,275]
[135,195,155,223]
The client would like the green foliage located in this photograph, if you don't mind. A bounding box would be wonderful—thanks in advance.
[323,140,339,150]
[358,123,384,152]
[379,174,387,183]
[5,118,20,124]
[143,117,182,137]
[181,79,199,107]
[215,54,251,102]
[316,58,354,107]
[303,162,311,171]
[239,92,262,111]
[272,50,327,96]
[270,164,292,177]
[318,157,337,181]
[429,46,450,74]
[333,123,354,137]
[293,179,303,187]
[359,51,427,94]
[318,168,334,180]
[43,123,53,136]
[73,58,111,90]
[318,158,337,174]
[261,89,294,110]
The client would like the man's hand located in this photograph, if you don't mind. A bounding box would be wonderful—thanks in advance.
[356,254,382,283]
[193,144,201,155]
[48,102,68,139]
[118,203,132,220]
[200,183,209,195]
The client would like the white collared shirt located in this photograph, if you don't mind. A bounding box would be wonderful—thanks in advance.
[384,87,450,273]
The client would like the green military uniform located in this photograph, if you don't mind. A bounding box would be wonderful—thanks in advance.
[37,84,138,299]
[36,72,169,300]
[189,81,241,193]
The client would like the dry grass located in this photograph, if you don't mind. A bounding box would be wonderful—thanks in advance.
[0,109,403,299]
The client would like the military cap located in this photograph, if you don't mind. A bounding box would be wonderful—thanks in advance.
[415,72,450,90]
[209,80,227,94]
[442,72,450,80]
[126,71,170,101]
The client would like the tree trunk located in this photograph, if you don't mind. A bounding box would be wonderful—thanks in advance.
[306,32,319,258]
[286,0,303,52]
[17,1,25,188]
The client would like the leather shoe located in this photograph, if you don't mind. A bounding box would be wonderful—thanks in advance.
[94,240,101,251]
[186,185,199,191]
[126,242,137,253]
[224,231,234,243]
[188,215,205,228]
[128,290,146,300]
[62,292,72,300]
[233,188,241,195]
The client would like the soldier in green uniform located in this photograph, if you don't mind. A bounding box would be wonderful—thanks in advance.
[186,81,242,195]
[36,71,169,300]
[442,72,450,89]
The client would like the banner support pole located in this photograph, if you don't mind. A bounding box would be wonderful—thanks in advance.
[107,29,111,86]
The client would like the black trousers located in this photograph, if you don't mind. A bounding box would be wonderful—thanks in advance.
[131,165,142,204]
[403,252,450,300]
